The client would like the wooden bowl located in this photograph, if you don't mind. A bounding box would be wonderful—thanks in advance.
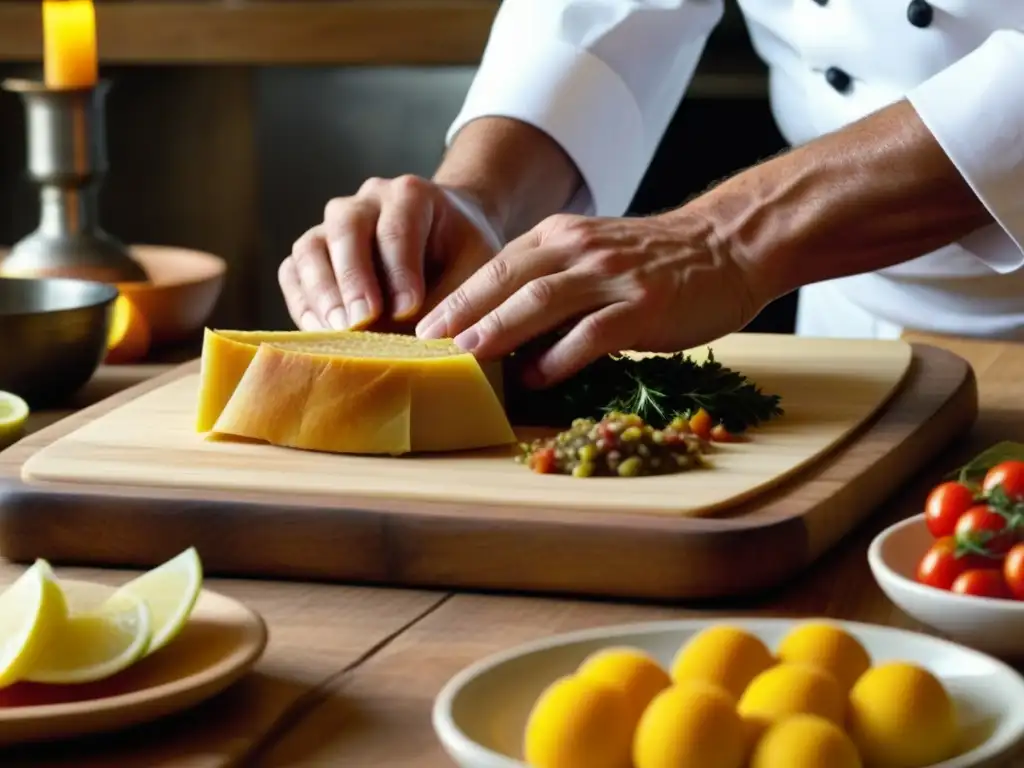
[119,246,226,346]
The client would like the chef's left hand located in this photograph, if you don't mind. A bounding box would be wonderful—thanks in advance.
[414,211,765,387]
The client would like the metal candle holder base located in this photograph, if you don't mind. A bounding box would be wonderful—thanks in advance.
[0,78,147,284]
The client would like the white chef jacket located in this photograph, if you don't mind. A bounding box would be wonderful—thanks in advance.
[445,0,1024,341]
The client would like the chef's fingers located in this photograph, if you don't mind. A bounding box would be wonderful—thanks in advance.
[278,255,320,330]
[376,176,431,321]
[291,225,345,330]
[523,302,635,388]
[415,236,558,340]
[453,271,604,360]
[323,196,385,329]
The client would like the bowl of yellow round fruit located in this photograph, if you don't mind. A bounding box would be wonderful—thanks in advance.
[433,618,1024,768]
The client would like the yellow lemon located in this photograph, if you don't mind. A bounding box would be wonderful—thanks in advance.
[776,622,872,693]
[0,391,29,449]
[750,714,862,768]
[523,674,632,768]
[847,662,958,768]
[0,560,68,688]
[633,681,746,768]
[577,647,671,728]
[738,662,846,745]
[105,293,151,365]
[670,625,775,701]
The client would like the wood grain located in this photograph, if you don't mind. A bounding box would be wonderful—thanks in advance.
[23,334,915,516]
[0,1,500,66]
[0,339,977,601]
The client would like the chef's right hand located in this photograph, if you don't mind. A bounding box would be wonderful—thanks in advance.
[278,175,498,331]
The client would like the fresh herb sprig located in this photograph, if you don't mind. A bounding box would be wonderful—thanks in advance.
[505,346,783,432]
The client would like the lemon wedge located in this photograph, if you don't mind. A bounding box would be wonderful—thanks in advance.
[0,559,68,688]
[113,547,203,655]
[0,391,29,448]
[24,584,152,685]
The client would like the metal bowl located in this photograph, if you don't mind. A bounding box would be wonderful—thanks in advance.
[0,277,118,408]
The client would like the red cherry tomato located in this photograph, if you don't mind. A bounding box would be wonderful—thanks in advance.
[983,460,1024,501]
[528,447,556,474]
[951,569,1012,600]
[916,536,991,591]
[924,481,975,538]
[1004,543,1024,600]
[954,505,1017,556]
[709,424,745,443]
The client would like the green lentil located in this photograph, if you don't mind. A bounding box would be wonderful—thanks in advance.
[518,411,706,477]
[621,426,642,441]
[617,456,643,477]
[573,462,595,478]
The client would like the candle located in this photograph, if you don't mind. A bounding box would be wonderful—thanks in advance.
[42,0,98,89]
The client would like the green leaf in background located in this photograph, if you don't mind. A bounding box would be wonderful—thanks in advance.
[952,441,1024,484]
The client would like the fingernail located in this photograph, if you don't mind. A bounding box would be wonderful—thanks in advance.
[327,307,348,330]
[300,311,323,331]
[393,291,417,319]
[454,328,479,352]
[416,317,445,339]
[347,299,370,329]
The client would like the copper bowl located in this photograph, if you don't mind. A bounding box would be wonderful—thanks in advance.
[0,277,118,408]
[118,246,226,346]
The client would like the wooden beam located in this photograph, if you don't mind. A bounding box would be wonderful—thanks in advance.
[0,1,499,66]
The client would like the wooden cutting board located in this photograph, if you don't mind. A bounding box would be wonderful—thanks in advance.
[23,335,911,515]
[0,335,978,600]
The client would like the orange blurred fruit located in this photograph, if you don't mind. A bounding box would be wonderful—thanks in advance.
[633,681,746,768]
[749,714,862,768]
[776,622,872,694]
[847,662,959,768]
[105,294,151,364]
[576,647,672,729]
[737,662,846,746]
[522,674,633,768]
[670,625,775,701]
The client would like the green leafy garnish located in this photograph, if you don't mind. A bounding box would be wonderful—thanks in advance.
[505,345,783,432]
[951,441,1024,484]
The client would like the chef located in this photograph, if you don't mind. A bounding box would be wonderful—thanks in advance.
[278,0,1024,388]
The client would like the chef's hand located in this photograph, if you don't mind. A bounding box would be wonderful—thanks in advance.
[415,212,764,387]
[278,176,496,331]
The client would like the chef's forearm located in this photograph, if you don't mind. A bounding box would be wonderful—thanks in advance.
[433,117,582,243]
[690,99,994,302]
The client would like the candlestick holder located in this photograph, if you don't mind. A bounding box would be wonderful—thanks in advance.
[0,78,147,283]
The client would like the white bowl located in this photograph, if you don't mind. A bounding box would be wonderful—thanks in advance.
[869,513,1024,659]
[432,617,1024,768]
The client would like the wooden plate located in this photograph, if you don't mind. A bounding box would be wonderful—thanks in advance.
[0,589,267,747]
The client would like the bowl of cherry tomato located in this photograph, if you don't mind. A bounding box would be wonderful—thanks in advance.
[868,458,1024,659]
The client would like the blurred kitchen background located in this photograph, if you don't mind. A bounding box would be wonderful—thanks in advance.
[0,0,795,337]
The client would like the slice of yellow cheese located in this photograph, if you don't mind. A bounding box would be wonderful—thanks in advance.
[196,329,341,432]
[196,328,516,455]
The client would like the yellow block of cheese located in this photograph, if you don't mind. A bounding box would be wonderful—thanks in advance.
[196,328,516,455]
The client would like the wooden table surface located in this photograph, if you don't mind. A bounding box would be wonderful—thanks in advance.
[1,332,1022,767]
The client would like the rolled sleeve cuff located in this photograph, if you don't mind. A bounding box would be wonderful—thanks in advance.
[908,30,1024,274]
[447,38,646,218]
